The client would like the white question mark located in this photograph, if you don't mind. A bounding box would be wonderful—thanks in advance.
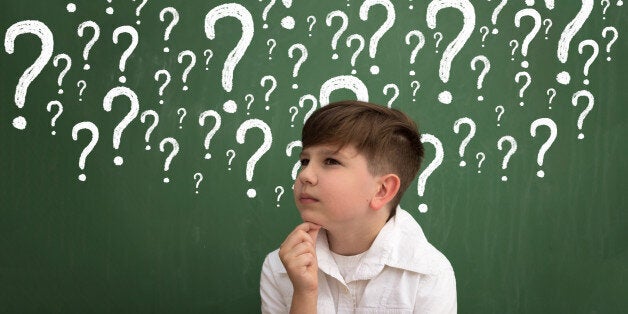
[427,0,476,104]
[491,0,508,34]
[52,53,71,94]
[475,152,486,174]
[306,16,316,37]
[286,141,302,180]
[530,117,557,178]
[199,110,222,159]
[546,88,556,109]
[77,21,100,70]
[514,71,531,106]
[346,34,365,75]
[601,0,611,19]
[479,26,489,47]
[577,39,599,85]
[509,39,519,61]
[72,121,99,182]
[602,26,618,61]
[289,106,299,127]
[571,90,594,140]
[410,80,420,102]
[514,8,541,68]
[205,3,254,93]
[298,94,318,123]
[359,0,395,75]
[261,75,277,109]
[543,18,552,40]
[279,0,295,30]
[204,49,213,70]
[383,83,399,108]
[177,50,196,91]
[177,108,187,129]
[288,43,308,89]
[405,30,425,76]
[154,69,171,105]
[266,39,277,60]
[495,105,505,126]
[556,0,593,85]
[106,0,114,14]
[159,137,180,183]
[77,80,87,101]
[159,7,179,52]
[226,149,236,171]
[319,75,369,106]
[4,20,54,130]
[433,32,443,53]
[140,109,159,150]
[102,86,140,166]
[470,55,490,101]
[524,0,555,9]
[453,117,476,167]
[135,0,148,25]
[261,0,277,29]
[417,133,444,213]
[236,119,273,198]
[245,94,255,114]
[326,10,349,60]
[194,173,203,194]
[275,186,285,207]
[497,135,517,181]
[46,100,63,135]
[112,25,139,84]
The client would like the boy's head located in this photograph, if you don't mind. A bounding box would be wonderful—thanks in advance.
[301,100,424,215]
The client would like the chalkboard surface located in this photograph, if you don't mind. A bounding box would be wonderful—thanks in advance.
[1,0,626,312]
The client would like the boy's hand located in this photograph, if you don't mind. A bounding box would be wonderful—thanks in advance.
[279,222,321,295]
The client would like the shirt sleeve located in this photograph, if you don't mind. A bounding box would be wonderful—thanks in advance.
[413,267,457,314]
[260,253,289,314]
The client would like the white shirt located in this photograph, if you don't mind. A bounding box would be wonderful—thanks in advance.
[260,208,457,313]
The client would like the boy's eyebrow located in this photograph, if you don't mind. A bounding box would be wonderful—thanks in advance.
[300,147,345,158]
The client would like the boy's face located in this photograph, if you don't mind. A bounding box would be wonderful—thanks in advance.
[294,144,381,231]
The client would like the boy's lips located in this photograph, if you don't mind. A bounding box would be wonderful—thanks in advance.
[298,193,318,203]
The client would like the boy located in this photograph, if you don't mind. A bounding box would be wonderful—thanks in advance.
[260,100,456,313]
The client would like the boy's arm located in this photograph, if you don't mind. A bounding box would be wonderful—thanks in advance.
[278,222,321,314]
[414,267,457,313]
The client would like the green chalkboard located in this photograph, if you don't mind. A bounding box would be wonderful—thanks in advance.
[1,0,626,312]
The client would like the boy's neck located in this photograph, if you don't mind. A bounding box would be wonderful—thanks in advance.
[326,217,388,256]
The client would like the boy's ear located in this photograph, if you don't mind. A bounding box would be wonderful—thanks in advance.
[370,174,400,211]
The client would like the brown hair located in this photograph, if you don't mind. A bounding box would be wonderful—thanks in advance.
[301,100,424,215]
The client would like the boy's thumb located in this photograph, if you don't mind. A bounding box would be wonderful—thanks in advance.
[308,224,321,245]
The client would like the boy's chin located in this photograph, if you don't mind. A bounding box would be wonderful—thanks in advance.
[299,212,324,228]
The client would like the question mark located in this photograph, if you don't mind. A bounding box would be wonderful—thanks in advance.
[140,109,159,150]
[77,80,87,101]
[159,7,179,52]
[556,0,593,85]
[491,0,508,34]
[346,34,365,75]
[4,20,54,130]
[106,0,114,14]
[261,75,277,109]
[236,119,273,198]
[453,117,476,167]
[577,39,599,85]
[572,90,594,140]
[326,10,349,60]
[205,3,254,94]
[602,26,618,61]
[102,86,140,166]
[266,39,277,60]
[306,15,316,37]
[199,110,222,159]
[275,186,285,207]
[495,105,505,126]
[543,18,552,39]
[383,83,399,108]
[204,49,213,70]
[177,108,187,129]
[46,100,63,135]
[278,0,296,30]
[546,88,556,109]
[479,26,489,47]
[286,141,302,180]
[52,53,71,94]
[601,0,611,19]
[177,50,196,91]
[159,137,180,183]
[288,43,308,89]
[471,55,490,101]
[417,134,444,213]
[226,149,236,171]
[475,152,485,174]
[135,0,148,25]
[497,135,517,181]
[319,75,370,106]
[72,121,99,182]
[77,21,100,70]
[112,25,138,84]
[514,8,541,68]
[427,0,476,104]
[154,69,171,105]
[509,39,519,61]
[359,0,395,75]
[245,94,255,115]
[433,32,443,53]
[405,30,425,76]
[194,173,203,194]
[298,94,318,124]
[410,80,420,102]
[530,117,557,178]
[289,106,299,127]
[261,0,277,29]
[514,71,531,106]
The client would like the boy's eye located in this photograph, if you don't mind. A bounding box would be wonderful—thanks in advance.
[299,158,309,166]
[324,158,340,165]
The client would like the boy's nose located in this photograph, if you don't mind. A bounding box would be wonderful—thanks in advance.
[297,164,317,185]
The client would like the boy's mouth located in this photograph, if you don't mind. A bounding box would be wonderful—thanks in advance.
[298,193,318,203]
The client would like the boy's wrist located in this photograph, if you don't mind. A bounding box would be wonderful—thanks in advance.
[290,290,317,314]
